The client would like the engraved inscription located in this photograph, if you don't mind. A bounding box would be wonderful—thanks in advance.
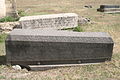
[20,13,78,29]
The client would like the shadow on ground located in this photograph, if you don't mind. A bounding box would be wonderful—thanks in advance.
[0,55,6,65]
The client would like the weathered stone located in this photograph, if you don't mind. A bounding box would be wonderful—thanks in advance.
[5,0,19,17]
[0,0,6,18]
[0,22,20,33]
[19,13,78,29]
[78,17,90,25]
[100,5,120,9]
[97,5,120,13]
[84,5,92,8]
[12,65,22,70]
[6,29,114,65]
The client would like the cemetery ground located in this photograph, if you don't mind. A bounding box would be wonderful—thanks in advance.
[0,0,120,80]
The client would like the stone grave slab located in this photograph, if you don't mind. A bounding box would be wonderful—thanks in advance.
[97,5,120,13]
[6,29,114,66]
[19,13,78,29]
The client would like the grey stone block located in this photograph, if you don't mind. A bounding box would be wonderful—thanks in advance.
[6,29,114,65]
[97,5,120,13]
[100,5,120,9]
[19,13,78,29]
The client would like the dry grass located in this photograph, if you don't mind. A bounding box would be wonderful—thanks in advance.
[0,0,120,80]
[16,0,120,15]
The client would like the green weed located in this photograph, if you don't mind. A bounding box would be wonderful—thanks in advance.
[0,16,19,22]
[0,34,7,43]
